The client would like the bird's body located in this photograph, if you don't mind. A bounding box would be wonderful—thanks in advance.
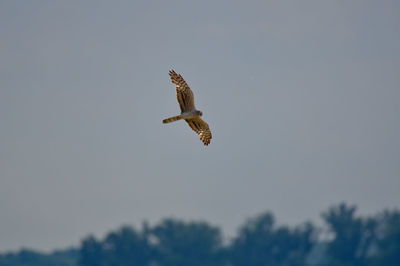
[162,70,212,146]
[162,111,200,124]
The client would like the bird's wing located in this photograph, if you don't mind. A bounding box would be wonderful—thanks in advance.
[185,117,212,146]
[169,70,195,112]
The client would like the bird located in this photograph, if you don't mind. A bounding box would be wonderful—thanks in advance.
[162,70,212,146]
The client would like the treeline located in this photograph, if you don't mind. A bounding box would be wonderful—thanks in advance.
[0,203,399,266]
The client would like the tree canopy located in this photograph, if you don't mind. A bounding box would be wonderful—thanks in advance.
[1,203,399,266]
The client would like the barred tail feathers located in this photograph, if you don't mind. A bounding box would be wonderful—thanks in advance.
[162,115,183,124]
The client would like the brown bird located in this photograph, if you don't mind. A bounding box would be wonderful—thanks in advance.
[162,70,212,146]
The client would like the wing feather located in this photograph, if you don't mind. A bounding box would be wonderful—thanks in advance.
[185,117,212,146]
[169,70,195,112]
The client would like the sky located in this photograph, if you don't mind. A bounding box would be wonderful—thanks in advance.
[1,0,399,252]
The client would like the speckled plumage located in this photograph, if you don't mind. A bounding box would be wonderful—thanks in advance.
[162,70,212,146]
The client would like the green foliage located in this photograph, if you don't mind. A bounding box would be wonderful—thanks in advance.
[151,219,224,266]
[322,203,377,266]
[78,220,223,266]
[78,226,153,266]
[1,204,400,266]
[0,248,77,266]
[229,212,315,266]
[78,236,104,266]
[373,209,400,266]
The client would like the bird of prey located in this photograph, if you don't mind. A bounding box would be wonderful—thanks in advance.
[162,70,212,146]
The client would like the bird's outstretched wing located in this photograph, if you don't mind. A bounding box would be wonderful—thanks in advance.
[169,70,195,112]
[185,117,212,146]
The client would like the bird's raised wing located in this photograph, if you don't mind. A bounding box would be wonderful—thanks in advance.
[169,70,195,112]
[185,117,212,146]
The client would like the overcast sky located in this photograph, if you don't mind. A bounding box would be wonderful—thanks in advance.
[1,0,399,252]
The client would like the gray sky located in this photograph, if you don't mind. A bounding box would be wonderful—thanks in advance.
[1,0,399,252]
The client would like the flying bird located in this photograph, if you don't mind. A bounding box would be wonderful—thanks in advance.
[162,70,212,146]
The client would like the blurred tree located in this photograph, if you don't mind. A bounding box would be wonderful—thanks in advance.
[322,203,376,266]
[0,248,78,266]
[229,212,315,266]
[373,209,400,266]
[7,203,400,266]
[101,226,153,266]
[78,226,153,266]
[151,219,224,266]
[78,236,104,266]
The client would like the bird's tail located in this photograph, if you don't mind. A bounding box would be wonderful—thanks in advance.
[162,115,183,124]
